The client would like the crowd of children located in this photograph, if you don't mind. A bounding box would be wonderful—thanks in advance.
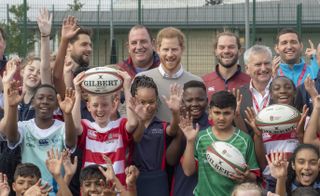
[0,7,319,196]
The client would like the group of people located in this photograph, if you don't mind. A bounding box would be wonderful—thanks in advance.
[0,7,319,196]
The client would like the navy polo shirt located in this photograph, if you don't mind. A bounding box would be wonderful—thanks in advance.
[172,113,210,196]
[133,117,168,173]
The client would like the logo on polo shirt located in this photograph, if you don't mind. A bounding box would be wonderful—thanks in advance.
[88,129,97,139]
[150,128,163,135]
[39,139,49,146]
[208,86,215,92]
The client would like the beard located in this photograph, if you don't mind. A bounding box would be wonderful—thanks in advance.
[71,53,90,67]
[216,55,238,68]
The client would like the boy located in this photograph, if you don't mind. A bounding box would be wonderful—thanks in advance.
[166,80,210,196]
[80,161,139,196]
[181,91,260,196]
[72,70,140,185]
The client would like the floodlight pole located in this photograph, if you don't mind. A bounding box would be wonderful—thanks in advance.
[245,0,250,50]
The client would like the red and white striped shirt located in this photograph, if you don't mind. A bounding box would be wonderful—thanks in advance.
[78,118,132,185]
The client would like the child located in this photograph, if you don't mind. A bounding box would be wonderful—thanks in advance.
[12,163,51,196]
[231,182,263,196]
[244,76,308,192]
[266,144,320,196]
[0,77,77,195]
[166,80,210,196]
[181,91,260,196]
[129,75,182,196]
[80,158,139,196]
[72,70,140,185]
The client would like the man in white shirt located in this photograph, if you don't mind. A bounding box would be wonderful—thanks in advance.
[136,27,202,122]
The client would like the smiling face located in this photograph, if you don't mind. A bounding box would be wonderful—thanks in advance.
[292,148,320,186]
[215,35,240,68]
[275,33,303,65]
[270,77,295,104]
[80,178,105,196]
[69,34,92,67]
[128,27,154,68]
[87,94,115,128]
[33,86,57,120]
[13,176,39,196]
[183,87,208,120]
[246,52,272,85]
[21,60,41,89]
[157,37,184,75]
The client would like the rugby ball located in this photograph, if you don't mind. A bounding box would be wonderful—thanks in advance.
[81,67,123,94]
[255,104,301,134]
[206,141,246,178]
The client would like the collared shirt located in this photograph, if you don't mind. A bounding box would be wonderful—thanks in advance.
[158,64,184,79]
[249,79,272,114]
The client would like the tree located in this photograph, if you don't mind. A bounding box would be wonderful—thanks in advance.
[68,0,84,11]
[5,4,35,57]
[205,0,223,6]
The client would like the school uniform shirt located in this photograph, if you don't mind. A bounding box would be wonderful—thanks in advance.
[8,119,67,196]
[194,128,260,196]
[172,113,210,196]
[78,118,132,185]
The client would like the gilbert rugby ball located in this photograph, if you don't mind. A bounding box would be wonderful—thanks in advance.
[206,141,246,178]
[81,67,123,94]
[255,104,300,134]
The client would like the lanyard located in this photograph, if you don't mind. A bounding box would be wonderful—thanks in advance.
[250,90,270,113]
[279,63,307,86]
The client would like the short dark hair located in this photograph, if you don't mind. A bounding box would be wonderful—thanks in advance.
[130,75,159,97]
[128,25,153,41]
[14,163,41,181]
[80,165,105,185]
[276,28,301,44]
[69,28,92,44]
[270,76,296,92]
[183,80,207,93]
[0,27,6,41]
[34,84,57,96]
[214,31,241,50]
[209,91,236,110]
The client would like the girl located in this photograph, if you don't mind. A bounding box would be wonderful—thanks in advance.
[130,75,182,196]
[245,76,308,192]
[266,145,320,196]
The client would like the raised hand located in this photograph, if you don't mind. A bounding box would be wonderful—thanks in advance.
[61,16,80,41]
[116,70,131,90]
[6,80,24,107]
[244,107,261,137]
[304,76,318,99]
[164,83,183,113]
[46,148,63,178]
[0,173,10,196]
[229,166,251,183]
[125,165,139,187]
[2,57,19,85]
[305,39,316,65]
[37,8,52,37]
[272,56,281,77]
[313,95,320,110]
[73,72,85,94]
[64,54,77,74]
[179,113,199,142]
[62,149,78,179]
[24,179,53,196]
[58,88,76,114]
[266,151,288,180]
[98,155,115,183]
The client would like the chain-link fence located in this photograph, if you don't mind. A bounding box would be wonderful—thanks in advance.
[0,0,320,76]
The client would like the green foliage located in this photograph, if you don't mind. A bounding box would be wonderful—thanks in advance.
[5,4,35,57]
[68,0,84,11]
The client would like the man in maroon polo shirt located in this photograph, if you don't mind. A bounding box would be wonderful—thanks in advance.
[117,25,160,78]
[202,32,250,101]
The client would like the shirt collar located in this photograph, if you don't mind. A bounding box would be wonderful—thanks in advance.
[158,64,184,78]
[215,64,242,81]
[249,78,272,94]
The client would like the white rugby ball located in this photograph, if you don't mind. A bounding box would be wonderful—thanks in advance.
[206,141,246,178]
[81,67,123,94]
[255,104,301,134]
